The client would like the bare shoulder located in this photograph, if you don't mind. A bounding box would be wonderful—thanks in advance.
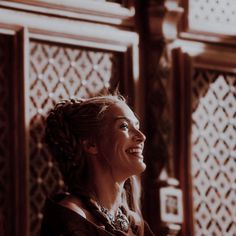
[59,195,87,218]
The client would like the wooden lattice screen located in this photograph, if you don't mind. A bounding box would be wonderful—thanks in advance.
[189,0,236,35]
[191,69,236,235]
[29,40,122,235]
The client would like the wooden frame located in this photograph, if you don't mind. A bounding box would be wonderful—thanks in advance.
[0,0,135,26]
[0,2,141,236]
[179,0,236,45]
[160,187,183,224]
[169,39,236,236]
[169,46,193,236]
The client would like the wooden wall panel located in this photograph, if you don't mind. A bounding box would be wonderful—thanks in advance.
[170,43,236,236]
[0,1,140,235]
[191,69,236,236]
[28,40,122,235]
[0,34,12,236]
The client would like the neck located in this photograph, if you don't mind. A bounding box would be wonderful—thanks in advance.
[89,159,132,234]
[91,161,126,214]
[95,176,125,214]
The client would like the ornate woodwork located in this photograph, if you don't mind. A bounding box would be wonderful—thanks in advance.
[0,1,139,235]
[29,40,122,235]
[143,45,174,235]
[142,0,236,235]
[3,0,236,236]
[180,0,236,44]
[147,0,183,41]
[170,0,236,234]
[191,69,236,236]
[170,42,236,236]
[188,0,236,35]
[143,1,184,235]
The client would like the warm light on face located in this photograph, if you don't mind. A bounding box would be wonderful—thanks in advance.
[99,101,146,182]
[114,116,140,130]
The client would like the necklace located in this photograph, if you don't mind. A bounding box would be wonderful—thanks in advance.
[100,205,130,233]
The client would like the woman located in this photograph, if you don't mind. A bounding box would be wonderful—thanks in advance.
[41,94,154,236]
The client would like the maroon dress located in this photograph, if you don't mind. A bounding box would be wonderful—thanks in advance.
[40,193,155,236]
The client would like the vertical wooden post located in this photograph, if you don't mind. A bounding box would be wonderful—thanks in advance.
[12,27,30,236]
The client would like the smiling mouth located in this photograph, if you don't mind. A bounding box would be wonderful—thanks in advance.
[126,148,142,153]
[126,148,144,159]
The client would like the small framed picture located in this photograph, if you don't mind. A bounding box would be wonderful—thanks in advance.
[160,187,183,224]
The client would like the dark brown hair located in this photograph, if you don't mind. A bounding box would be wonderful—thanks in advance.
[45,94,144,235]
[45,95,125,193]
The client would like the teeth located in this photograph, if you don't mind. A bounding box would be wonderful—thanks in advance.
[126,148,142,154]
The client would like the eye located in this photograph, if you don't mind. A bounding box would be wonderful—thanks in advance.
[120,123,129,130]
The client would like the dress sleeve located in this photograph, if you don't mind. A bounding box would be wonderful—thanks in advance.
[144,221,156,236]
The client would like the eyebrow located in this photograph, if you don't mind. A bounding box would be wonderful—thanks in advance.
[114,116,140,126]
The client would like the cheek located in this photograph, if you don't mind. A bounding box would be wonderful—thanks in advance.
[99,135,117,156]
[105,139,126,162]
[108,140,122,157]
[99,130,128,158]
[111,134,128,152]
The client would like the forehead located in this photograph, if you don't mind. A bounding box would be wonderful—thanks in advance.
[107,101,138,122]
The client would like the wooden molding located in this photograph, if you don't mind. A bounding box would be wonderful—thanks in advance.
[179,0,236,46]
[147,0,184,41]
[170,39,236,73]
[168,40,236,236]
[0,3,140,105]
[0,0,135,26]
[180,31,236,46]
[9,28,31,236]
[0,5,140,111]
[170,47,194,236]
[0,3,143,236]
[0,7,138,52]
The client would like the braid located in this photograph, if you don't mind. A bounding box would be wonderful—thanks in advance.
[44,94,146,235]
[44,95,125,191]
[45,99,89,190]
[45,99,82,162]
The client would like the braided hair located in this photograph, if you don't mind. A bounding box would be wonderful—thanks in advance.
[45,94,145,235]
[45,95,125,194]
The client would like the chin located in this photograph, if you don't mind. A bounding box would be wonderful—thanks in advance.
[132,162,146,175]
[140,163,147,172]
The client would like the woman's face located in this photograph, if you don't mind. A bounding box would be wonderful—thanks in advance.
[99,101,146,182]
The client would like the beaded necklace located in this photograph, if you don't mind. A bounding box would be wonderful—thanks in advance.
[99,205,130,233]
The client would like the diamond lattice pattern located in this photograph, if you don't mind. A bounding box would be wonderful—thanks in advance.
[29,40,121,235]
[189,0,236,35]
[191,70,236,236]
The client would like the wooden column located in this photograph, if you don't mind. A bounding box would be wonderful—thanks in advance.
[143,0,184,235]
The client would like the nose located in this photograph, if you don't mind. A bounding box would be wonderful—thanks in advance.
[133,129,146,142]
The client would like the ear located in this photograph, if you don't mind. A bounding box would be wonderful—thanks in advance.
[82,140,98,155]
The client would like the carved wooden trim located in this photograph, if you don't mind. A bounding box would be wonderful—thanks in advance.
[0,0,135,26]
[0,3,141,100]
[179,0,236,45]
[0,3,143,235]
[170,47,193,236]
[0,5,141,113]
[143,2,184,235]
[0,8,138,50]
[170,39,236,72]
[169,40,236,236]
[12,28,31,236]
[147,0,183,41]
[179,32,236,47]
